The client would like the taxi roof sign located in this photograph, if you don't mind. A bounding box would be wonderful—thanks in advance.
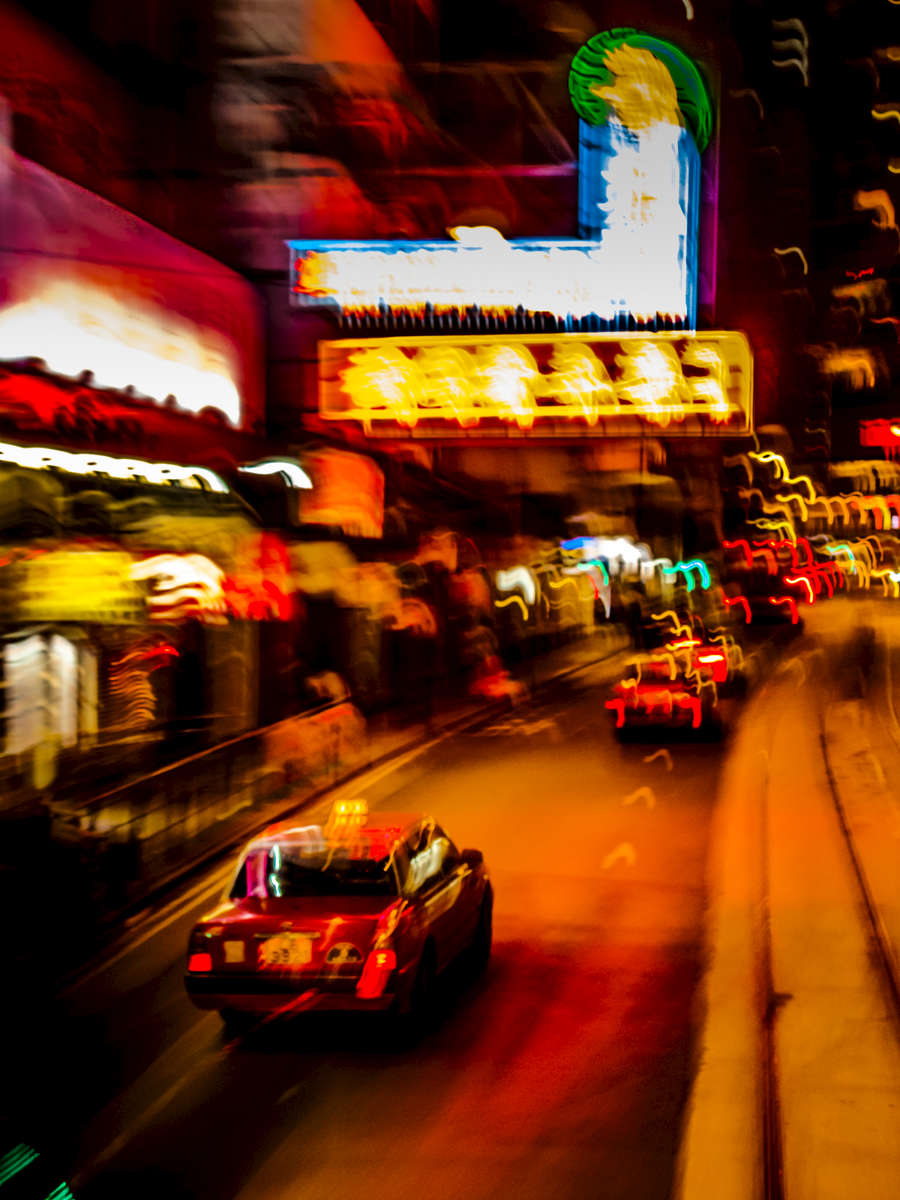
[325,797,369,835]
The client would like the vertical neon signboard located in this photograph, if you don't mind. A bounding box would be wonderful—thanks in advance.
[570,30,713,329]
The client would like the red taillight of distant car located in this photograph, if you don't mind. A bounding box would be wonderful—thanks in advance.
[188,952,213,973]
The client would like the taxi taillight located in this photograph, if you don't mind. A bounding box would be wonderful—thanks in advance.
[356,948,397,999]
[188,952,213,973]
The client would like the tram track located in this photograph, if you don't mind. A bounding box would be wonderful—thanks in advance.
[819,726,900,1024]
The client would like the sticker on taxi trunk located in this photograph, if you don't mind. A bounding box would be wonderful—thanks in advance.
[258,933,314,968]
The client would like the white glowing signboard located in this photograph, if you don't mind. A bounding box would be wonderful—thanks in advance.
[290,223,690,328]
[317,332,752,439]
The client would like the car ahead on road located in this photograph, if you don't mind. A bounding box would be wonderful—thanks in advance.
[185,800,492,1032]
[605,656,723,739]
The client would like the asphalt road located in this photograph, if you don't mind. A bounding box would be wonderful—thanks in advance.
[9,658,732,1200]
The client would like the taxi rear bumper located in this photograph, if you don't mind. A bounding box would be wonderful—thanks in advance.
[185,969,406,1014]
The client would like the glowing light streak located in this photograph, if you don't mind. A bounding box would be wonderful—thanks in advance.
[606,698,626,727]
[826,543,856,571]
[321,333,751,434]
[722,539,753,567]
[872,569,900,598]
[723,453,754,483]
[730,89,764,119]
[239,460,312,488]
[851,538,877,569]
[494,595,529,620]
[776,491,809,520]
[872,107,900,124]
[0,1144,39,1188]
[45,1184,75,1200]
[784,574,815,604]
[643,748,674,770]
[496,567,537,605]
[650,610,693,637]
[665,558,711,589]
[854,189,897,231]
[750,543,778,573]
[722,594,751,623]
[548,575,580,594]
[0,441,228,492]
[602,842,636,869]
[748,450,788,479]
[749,517,796,542]
[771,24,809,86]
[622,786,657,808]
[766,539,799,570]
[822,349,877,389]
[773,246,809,273]
[868,497,891,530]
[781,472,818,502]
[769,595,800,623]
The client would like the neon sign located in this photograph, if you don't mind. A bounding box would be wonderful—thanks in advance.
[318,332,751,437]
[0,440,230,492]
[290,226,689,328]
[860,419,900,459]
[289,37,712,331]
[0,281,243,426]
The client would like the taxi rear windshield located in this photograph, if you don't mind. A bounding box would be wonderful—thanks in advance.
[232,844,398,899]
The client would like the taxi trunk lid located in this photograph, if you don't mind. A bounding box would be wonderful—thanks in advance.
[200,895,388,976]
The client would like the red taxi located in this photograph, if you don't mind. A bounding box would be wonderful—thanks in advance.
[184,800,492,1030]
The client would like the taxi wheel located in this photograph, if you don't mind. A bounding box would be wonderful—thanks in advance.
[470,892,493,972]
[408,946,436,1027]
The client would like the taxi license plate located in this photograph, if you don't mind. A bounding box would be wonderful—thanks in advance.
[258,934,313,969]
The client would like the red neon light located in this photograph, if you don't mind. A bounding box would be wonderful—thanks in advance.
[766,539,799,569]
[750,545,778,574]
[784,575,815,604]
[722,539,753,567]
[722,593,752,623]
[860,421,900,458]
[769,595,799,623]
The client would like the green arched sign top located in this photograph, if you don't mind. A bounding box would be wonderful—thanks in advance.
[569,28,713,152]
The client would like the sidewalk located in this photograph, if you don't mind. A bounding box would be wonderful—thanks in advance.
[676,599,900,1200]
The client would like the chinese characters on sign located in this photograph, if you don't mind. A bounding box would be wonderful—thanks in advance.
[318,332,752,438]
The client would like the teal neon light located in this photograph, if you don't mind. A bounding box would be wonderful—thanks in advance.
[662,559,711,591]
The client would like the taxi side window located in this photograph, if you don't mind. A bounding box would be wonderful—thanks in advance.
[406,826,448,894]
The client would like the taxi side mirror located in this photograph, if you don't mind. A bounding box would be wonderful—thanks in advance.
[460,848,483,868]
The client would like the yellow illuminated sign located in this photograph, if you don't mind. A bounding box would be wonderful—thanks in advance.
[7,551,145,624]
[318,332,752,438]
